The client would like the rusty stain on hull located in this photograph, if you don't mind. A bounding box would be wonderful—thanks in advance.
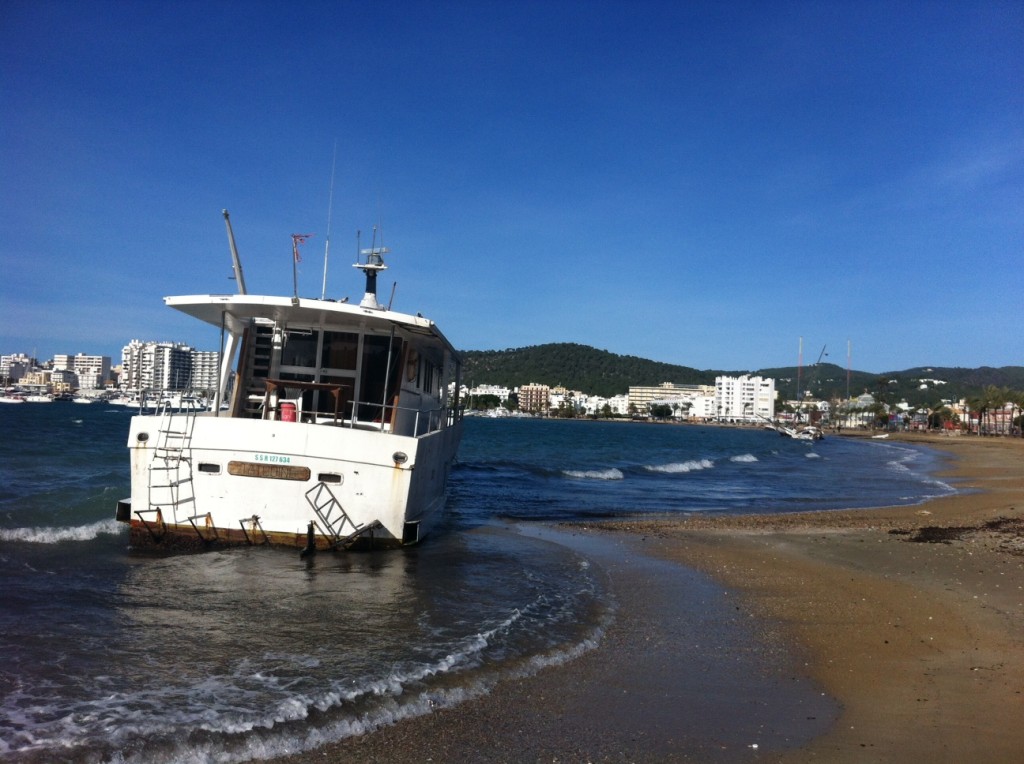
[125,519,401,553]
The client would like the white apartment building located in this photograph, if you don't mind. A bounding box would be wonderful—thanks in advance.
[714,374,776,422]
[122,340,217,392]
[582,394,630,417]
[1,354,32,384]
[190,350,221,393]
[53,353,112,390]
[622,380,712,415]
[687,393,718,420]
[468,383,511,402]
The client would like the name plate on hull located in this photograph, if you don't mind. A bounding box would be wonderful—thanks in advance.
[228,461,311,481]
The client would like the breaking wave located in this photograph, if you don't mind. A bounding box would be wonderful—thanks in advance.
[562,468,624,480]
[644,459,714,474]
[0,518,122,543]
[729,453,758,463]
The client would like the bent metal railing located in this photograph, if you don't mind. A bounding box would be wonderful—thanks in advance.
[341,400,464,435]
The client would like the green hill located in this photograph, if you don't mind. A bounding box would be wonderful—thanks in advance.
[461,343,716,398]
[461,344,1024,405]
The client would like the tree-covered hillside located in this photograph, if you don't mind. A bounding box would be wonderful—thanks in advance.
[461,343,717,398]
[461,344,1024,405]
[761,363,1024,407]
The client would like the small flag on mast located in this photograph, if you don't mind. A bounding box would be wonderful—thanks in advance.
[291,233,313,263]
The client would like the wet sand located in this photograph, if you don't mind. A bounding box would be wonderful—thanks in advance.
[271,433,1024,762]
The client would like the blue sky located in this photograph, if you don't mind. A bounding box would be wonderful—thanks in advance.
[2,1,1021,375]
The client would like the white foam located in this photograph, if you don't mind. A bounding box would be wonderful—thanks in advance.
[730,453,758,463]
[0,518,122,543]
[804,452,821,459]
[645,459,714,474]
[49,612,611,764]
[562,468,624,480]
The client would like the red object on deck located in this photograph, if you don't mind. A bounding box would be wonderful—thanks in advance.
[280,402,296,422]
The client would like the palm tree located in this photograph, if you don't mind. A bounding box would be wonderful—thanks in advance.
[926,403,953,431]
[965,394,985,435]
[1011,389,1024,437]
[981,385,1005,435]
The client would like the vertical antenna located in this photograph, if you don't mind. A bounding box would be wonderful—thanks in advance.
[222,210,247,295]
[797,336,803,422]
[846,339,852,400]
[291,233,313,303]
[321,141,338,300]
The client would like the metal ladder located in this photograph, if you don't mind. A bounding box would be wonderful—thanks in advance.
[147,401,198,533]
[305,482,380,548]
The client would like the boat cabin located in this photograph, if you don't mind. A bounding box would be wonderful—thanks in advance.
[166,294,462,439]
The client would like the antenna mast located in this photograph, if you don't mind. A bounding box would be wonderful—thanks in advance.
[321,141,338,300]
[222,210,247,295]
[354,225,390,309]
[291,233,313,302]
[846,339,852,400]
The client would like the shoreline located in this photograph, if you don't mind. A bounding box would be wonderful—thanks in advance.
[270,433,1024,762]
[606,432,1024,761]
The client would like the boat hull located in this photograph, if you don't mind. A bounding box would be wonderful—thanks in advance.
[120,413,461,552]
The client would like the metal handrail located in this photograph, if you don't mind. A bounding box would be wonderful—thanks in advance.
[338,399,462,435]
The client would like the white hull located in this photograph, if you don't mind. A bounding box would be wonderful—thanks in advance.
[121,412,461,550]
[115,225,464,554]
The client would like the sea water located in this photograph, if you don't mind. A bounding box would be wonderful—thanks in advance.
[0,406,954,762]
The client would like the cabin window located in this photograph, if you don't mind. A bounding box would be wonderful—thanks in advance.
[422,360,435,395]
[357,335,403,421]
[198,462,221,474]
[281,329,319,368]
[318,472,343,484]
[320,331,358,370]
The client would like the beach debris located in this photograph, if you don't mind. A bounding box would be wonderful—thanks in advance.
[887,516,1024,554]
[907,525,972,544]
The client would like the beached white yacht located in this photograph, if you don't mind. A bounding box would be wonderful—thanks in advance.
[115,211,464,553]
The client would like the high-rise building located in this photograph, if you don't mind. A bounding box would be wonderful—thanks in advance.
[121,341,220,392]
[190,350,221,392]
[714,375,776,422]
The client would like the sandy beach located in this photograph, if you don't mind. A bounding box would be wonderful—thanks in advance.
[270,433,1024,762]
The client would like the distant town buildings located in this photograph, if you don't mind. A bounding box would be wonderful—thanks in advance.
[1,341,219,395]
[53,353,112,390]
[459,376,777,422]
[6,343,1016,436]
[121,340,220,393]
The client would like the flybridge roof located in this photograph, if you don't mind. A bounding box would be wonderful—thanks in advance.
[164,294,460,356]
